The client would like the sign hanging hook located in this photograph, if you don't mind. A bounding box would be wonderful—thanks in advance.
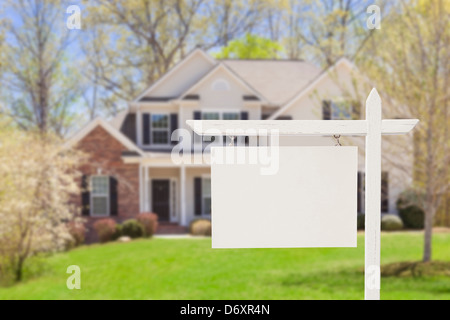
[229,136,236,146]
[333,134,342,146]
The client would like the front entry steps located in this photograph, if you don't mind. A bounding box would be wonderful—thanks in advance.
[156,222,188,235]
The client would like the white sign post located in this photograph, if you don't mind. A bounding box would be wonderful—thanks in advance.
[187,88,419,300]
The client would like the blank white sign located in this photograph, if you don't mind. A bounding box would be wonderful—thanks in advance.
[211,146,358,248]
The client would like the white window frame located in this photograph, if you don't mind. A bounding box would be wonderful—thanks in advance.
[201,110,240,120]
[201,175,212,217]
[90,175,110,217]
[141,112,171,147]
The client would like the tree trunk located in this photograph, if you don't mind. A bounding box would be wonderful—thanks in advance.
[15,258,24,282]
[423,205,436,262]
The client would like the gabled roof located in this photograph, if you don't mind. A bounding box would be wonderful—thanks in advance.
[65,117,144,156]
[133,48,216,103]
[179,62,267,103]
[268,58,357,120]
[223,59,321,105]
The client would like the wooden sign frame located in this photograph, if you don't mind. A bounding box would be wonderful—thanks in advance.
[187,88,419,300]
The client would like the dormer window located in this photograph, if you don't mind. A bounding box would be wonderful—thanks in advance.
[142,113,177,147]
[151,114,169,144]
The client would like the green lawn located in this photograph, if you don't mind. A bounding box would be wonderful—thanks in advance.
[0,232,449,300]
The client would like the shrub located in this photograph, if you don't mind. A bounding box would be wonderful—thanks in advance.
[357,213,365,230]
[397,190,425,229]
[136,213,159,237]
[121,219,145,239]
[398,206,424,229]
[190,219,212,236]
[67,221,86,248]
[112,224,123,241]
[381,214,403,231]
[93,218,117,243]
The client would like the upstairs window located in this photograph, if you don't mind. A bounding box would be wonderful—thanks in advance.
[202,112,220,120]
[151,114,169,145]
[323,100,361,120]
[331,101,352,120]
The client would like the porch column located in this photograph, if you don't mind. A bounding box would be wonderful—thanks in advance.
[180,166,187,226]
[139,164,143,212]
[145,166,150,212]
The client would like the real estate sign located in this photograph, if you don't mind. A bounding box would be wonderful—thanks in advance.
[211,146,358,248]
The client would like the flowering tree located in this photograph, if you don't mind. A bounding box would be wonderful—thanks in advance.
[0,122,85,283]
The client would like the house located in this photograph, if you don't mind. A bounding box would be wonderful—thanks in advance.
[66,49,411,238]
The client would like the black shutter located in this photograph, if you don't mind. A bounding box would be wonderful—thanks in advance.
[357,171,362,213]
[110,176,118,216]
[81,175,90,216]
[120,113,137,143]
[170,113,178,145]
[352,101,361,120]
[193,111,202,149]
[381,172,389,212]
[241,112,249,145]
[194,177,202,216]
[322,100,331,120]
[143,113,151,145]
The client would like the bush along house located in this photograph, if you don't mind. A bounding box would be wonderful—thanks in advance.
[66,49,409,240]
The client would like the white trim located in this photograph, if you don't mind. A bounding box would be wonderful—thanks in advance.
[170,178,179,223]
[201,175,212,217]
[179,63,267,103]
[65,117,144,156]
[268,58,357,120]
[139,164,143,212]
[187,119,419,136]
[89,175,110,217]
[145,166,150,212]
[133,49,216,103]
[180,166,187,226]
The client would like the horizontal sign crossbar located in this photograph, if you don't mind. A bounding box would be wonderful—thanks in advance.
[186,119,418,136]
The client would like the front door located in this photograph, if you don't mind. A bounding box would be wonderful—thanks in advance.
[152,180,170,222]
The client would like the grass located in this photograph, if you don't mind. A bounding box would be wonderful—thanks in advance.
[0,232,449,300]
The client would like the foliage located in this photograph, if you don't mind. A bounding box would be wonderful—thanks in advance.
[0,233,449,299]
[66,221,86,249]
[136,213,159,238]
[0,0,82,135]
[93,219,118,243]
[397,190,425,229]
[398,206,425,230]
[359,0,449,261]
[381,214,404,231]
[121,219,145,239]
[113,224,123,241]
[0,122,85,282]
[189,219,212,236]
[214,34,284,59]
[381,261,450,278]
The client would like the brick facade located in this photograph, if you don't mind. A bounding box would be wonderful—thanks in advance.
[74,126,140,241]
